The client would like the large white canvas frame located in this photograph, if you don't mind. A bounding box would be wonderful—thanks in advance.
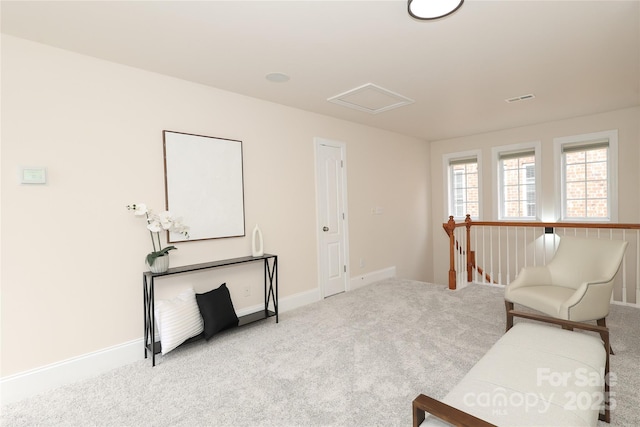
[163,130,245,242]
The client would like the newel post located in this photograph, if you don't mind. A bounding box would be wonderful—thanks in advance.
[443,216,457,290]
[465,214,473,282]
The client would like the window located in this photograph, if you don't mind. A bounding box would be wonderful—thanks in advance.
[492,142,540,220]
[452,170,467,217]
[555,130,618,221]
[563,143,609,219]
[443,151,481,219]
[524,164,535,217]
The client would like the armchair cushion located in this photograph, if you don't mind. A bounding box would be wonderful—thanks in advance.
[505,285,575,318]
[505,266,552,291]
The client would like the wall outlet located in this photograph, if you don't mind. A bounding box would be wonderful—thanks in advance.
[243,286,250,297]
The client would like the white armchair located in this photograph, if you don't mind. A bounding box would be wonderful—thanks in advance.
[505,236,627,332]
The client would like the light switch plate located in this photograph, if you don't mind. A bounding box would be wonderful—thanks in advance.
[20,167,47,184]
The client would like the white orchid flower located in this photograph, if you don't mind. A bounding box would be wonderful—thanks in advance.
[158,211,174,230]
[127,203,148,216]
[127,203,190,267]
[170,218,190,237]
[146,219,162,233]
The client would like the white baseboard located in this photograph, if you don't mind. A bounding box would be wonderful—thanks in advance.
[350,266,396,290]
[1,275,395,405]
[279,287,322,312]
[0,338,143,405]
[610,300,640,308]
[235,287,321,318]
[0,286,323,405]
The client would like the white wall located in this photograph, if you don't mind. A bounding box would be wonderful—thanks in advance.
[0,35,431,380]
[430,106,640,287]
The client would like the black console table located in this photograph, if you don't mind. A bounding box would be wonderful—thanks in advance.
[143,254,278,366]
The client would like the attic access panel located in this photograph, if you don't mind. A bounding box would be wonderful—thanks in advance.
[328,83,414,114]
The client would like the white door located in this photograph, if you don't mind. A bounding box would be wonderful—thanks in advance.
[315,138,349,298]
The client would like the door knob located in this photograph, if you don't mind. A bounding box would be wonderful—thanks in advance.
[323,226,329,232]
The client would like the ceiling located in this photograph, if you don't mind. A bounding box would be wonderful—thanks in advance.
[2,0,639,141]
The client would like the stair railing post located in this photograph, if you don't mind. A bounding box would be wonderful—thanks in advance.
[443,216,457,290]
[465,214,474,283]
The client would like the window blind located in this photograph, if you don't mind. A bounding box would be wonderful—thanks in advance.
[561,139,609,154]
[498,149,535,161]
[449,156,477,166]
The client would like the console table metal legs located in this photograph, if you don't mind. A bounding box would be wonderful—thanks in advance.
[142,273,159,366]
[265,256,278,323]
[143,254,278,366]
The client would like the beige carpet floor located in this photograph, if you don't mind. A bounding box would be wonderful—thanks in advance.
[1,279,638,426]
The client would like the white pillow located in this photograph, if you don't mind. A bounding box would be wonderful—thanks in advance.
[155,287,204,355]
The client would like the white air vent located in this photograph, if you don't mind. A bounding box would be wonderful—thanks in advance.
[505,93,536,103]
[328,83,414,114]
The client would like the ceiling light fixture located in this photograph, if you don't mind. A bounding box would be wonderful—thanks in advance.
[408,0,464,20]
[265,72,290,83]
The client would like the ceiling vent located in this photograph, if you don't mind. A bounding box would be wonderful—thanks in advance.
[505,93,536,103]
[328,83,414,114]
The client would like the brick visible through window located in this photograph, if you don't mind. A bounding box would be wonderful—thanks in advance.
[563,144,608,219]
[449,159,478,218]
[500,154,536,218]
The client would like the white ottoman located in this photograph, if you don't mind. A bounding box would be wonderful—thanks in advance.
[419,322,608,427]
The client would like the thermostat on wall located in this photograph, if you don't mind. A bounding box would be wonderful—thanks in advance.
[19,167,47,184]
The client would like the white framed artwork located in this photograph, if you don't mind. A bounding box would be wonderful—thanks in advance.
[163,130,245,242]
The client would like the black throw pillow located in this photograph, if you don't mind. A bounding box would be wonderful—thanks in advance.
[196,283,239,340]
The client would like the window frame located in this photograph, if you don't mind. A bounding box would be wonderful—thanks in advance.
[442,150,482,220]
[492,141,542,221]
[554,130,618,222]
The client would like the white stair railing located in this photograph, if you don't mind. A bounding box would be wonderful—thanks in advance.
[443,215,640,307]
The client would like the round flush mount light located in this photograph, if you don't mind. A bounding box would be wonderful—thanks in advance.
[265,72,290,83]
[408,0,464,20]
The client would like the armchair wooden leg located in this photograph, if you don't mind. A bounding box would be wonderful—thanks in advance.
[505,301,514,332]
[597,318,614,355]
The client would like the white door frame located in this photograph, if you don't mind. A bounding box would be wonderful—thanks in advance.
[314,137,350,298]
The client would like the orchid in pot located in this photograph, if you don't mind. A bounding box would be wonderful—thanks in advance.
[126,203,189,270]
